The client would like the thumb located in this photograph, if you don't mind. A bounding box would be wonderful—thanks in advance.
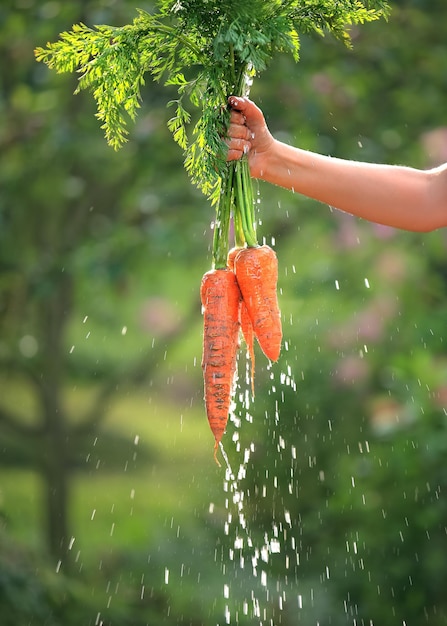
[228,96,266,130]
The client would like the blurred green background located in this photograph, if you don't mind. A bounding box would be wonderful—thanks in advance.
[1,0,447,624]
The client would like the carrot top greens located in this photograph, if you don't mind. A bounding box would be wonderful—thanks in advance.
[35,0,389,266]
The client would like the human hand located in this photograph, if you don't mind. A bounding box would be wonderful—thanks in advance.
[226,96,274,179]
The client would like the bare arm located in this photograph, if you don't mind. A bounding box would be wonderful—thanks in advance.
[227,97,447,232]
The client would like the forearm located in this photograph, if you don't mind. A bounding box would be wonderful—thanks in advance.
[261,140,447,232]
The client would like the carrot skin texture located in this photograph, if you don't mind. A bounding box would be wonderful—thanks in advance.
[227,247,256,395]
[234,245,282,362]
[200,268,241,461]
[227,248,256,357]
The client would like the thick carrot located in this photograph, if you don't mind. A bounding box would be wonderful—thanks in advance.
[200,268,241,463]
[234,244,282,362]
[227,247,255,396]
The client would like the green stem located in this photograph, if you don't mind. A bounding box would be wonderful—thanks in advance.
[243,157,257,242]
[212,164,234,268]
[148,21,206,62]
[236,158,257,247]
[232,64,258,247]
[229,44,237,89]
[234,192,245,248]
[211,60,258,264]
[235,63,248,96]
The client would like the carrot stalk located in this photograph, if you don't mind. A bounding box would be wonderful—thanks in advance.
[234,244,282,362]
[233,190,245,249]
[213,163,234,269]
[200,268,241,464]
[234,157,257,247]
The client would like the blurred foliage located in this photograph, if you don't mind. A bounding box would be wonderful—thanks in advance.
[1,0,447,624]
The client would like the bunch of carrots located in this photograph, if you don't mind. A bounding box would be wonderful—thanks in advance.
[34,0,390,467]
[33,1,389,467]
[201,149,282,464]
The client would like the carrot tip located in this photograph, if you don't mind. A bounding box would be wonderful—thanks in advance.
[213,441,222,467]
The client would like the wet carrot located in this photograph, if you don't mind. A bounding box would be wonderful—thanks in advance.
[227,247,255,396]
[234,244,282,362]
[200,268,241,463]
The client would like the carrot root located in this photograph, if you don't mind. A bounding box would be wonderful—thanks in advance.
[201,268,241,458]
[213,441,222,467]
[227,247,256,396]
[234,244,282,362]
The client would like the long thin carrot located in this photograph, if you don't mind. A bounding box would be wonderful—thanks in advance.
[227,247,255,396]
[200,267,241,464]
[234,244,282,362]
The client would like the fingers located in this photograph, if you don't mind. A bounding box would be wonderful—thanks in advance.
[226,115,251,161]
[227,147,246,162]
[226,96,264,162]
[228,121,251,141]
[225,129,251,159]
[226,137,250,161]
[229,111,246,127]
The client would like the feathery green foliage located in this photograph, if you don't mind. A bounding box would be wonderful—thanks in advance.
[35,0,389,203]
[35,0,389,268]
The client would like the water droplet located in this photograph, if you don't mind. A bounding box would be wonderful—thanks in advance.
[270,538,281,553]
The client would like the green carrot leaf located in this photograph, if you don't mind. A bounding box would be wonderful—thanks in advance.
[35,0,390,194]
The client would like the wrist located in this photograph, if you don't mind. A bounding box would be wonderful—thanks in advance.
[255,139,289,185]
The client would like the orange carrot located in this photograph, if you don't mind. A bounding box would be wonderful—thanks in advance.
[234,244,282,362]
[227,247,255,396]
[200,268,241,463]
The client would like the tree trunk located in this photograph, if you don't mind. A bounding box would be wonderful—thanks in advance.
[42,434,71,570]
[37,271,74,570]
